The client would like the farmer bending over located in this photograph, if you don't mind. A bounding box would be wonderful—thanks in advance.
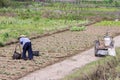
[18,35,33,60]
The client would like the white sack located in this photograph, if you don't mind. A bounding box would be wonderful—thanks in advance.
[97,50,108,55]
[108,48,116,56]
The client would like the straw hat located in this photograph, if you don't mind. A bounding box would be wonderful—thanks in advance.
[18,35,26,40]
[20,35,26,38]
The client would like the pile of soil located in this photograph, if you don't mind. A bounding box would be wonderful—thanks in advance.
[0,24,120,80]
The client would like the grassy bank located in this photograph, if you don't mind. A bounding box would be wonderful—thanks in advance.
[64,48,120,80]
[95,21,120,27]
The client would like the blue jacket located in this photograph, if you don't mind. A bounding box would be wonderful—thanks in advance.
[19,37,31,47]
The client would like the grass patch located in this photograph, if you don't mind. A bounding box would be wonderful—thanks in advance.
[95,21,120,27]
[64,48,120,80]
[0,42,4,47]
[70,26,86,31]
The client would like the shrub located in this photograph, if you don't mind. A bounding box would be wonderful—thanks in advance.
[0,0,11,7]
[0,42,4,47]
[114,1,120,7]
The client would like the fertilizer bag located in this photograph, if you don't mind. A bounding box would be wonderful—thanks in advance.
[108,48,116,56]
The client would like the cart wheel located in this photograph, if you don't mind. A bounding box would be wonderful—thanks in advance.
[94,40,100,57]
[110,40,114,47]
[94,45,97,56]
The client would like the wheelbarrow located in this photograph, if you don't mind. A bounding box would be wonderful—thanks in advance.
[94,33,114,57]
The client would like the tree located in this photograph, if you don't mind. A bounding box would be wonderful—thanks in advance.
[104,0,113,4]
[114,1,119,7]
[0,0,10,7]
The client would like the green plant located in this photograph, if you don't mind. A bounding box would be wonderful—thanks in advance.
[114,1,120,7]
[21,66,26,69]
[95,21,120,27]
[0,42,4,47]
[70,26,86,31]
[104,0,113,4]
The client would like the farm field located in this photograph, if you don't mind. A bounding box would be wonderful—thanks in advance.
[0,1,120,46]
[1,0,120,80]
[0,20,120,80]
[19,35,120,80]
[0,16,87,46]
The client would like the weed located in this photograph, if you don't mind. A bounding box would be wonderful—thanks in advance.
[0,42,4,47]
[21,67,26,69]
[95,21,120,27]
[70,26,86,31]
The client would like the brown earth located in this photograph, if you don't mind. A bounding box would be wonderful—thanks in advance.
[19,35,120,80]
[0,24,120,80]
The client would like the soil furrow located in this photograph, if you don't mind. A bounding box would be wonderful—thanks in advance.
[0,23,120,80]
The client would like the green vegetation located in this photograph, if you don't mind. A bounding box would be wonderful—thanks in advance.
[0,16,87,45]
[70,26,86,31]
[64,48,120,80]
[95,21,120,27]
[0,0,11,7]
[1,1,120,79]
[0,1,120,46]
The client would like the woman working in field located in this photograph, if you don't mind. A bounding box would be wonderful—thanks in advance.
[18,35,33,60]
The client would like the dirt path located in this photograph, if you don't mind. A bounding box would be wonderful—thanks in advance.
[18,36,120,80]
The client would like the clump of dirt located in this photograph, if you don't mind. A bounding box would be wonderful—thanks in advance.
[0,24,120,80]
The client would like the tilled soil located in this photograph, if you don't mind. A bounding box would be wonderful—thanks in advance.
[18,48,99,80]
[18,35,120,80]
[0,24,120,80]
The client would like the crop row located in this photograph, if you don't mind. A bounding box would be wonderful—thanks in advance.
[0,16,88,46]
[95,21,120,27]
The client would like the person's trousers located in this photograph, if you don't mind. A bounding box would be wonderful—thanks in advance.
[22,42,33,60]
